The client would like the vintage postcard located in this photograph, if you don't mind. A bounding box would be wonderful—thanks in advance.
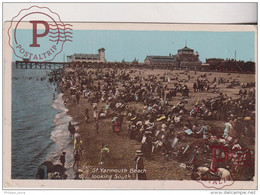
[3,3,257,190]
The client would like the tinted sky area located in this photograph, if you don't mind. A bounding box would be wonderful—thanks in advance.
[12,30,255,63]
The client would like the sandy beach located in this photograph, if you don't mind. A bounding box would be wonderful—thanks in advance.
[60,68,255,180]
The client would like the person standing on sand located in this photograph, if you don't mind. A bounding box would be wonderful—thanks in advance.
[93,108,98,121]
[92,102,97,110]
[59,152,66,168]
[114,119,121,133]
[95,120,99,133]
[73,150,80,169]
[134,150,147,180]
[111,115,118,132]
[193,82,197,92]
[223,120,232,138]
[84,108,89,123]
[99,144,110,165]
[105,101,110,114]
[76,92,80,104]
[68,122,76,140]
[74,137,82,153]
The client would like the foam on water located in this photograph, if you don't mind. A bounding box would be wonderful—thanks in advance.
[47,93,77,179]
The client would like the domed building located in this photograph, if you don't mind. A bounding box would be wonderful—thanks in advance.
[175,46,202,70]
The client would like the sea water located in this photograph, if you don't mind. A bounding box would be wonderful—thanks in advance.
[12,64,75,179]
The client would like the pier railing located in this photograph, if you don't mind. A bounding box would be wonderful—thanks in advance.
[15,61,69,70]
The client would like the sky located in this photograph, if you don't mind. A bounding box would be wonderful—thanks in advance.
[12,30,255,63]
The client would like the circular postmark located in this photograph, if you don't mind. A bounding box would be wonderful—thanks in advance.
[188,135,254,189]
[8,5,73,62]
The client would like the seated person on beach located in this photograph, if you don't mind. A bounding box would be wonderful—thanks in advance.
[98,107,106,118]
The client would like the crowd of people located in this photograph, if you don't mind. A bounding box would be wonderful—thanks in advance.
[43,66,255,181]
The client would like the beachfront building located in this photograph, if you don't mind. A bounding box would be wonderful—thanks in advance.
[206,58,255,73]
[144,45,202,70]
[144,54,178,69]
[200,63,210,71]
[67,48,105,63]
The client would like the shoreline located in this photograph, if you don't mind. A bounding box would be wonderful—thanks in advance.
[48,92,77,179]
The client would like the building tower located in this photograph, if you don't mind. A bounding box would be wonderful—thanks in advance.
[98,48,105,63]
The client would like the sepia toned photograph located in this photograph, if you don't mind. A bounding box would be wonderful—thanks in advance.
[3,3,257,190]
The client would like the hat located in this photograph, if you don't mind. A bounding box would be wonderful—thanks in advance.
[162,124,167,129]
[135,150,143,156]
[54,172,59,176]
[62,152,66,155]
[77,169,83,174]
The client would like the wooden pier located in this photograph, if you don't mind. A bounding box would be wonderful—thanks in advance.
[15,61,69,70]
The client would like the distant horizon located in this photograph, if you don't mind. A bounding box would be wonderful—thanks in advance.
[12,30,255,63]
